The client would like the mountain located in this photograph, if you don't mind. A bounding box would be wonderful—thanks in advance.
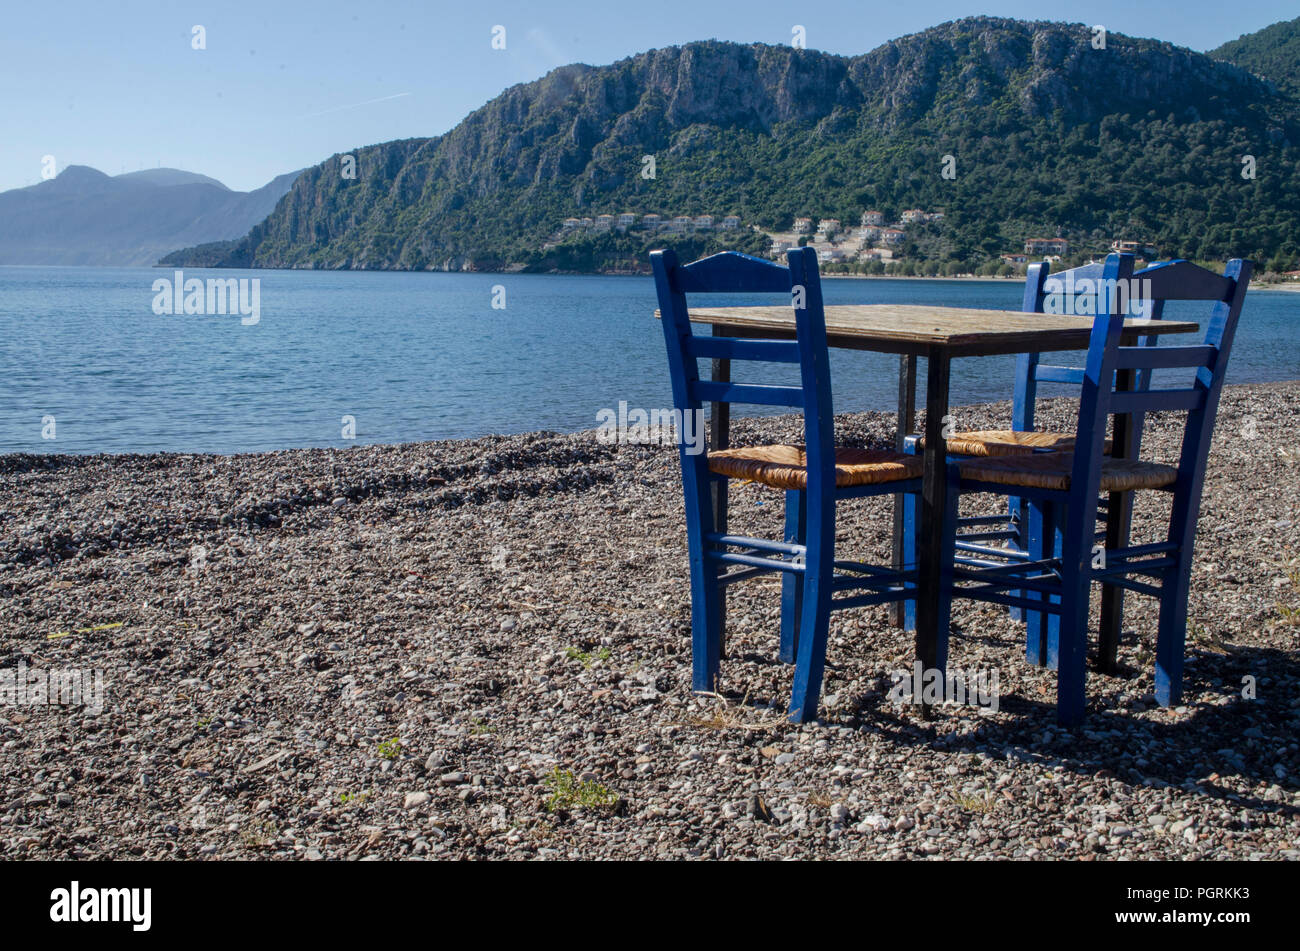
[164,17,1300,274]
[0,166,303,266]
[113,168,229,189]
[1211,16,1300,99]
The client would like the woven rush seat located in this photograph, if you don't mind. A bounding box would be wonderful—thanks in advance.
[708,444,923,491]
[959,451,1177,492]
[918,429,1084,457]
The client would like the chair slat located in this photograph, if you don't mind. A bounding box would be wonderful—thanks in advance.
[1107,541,1178,559]
[686,336,802,363]
[1134,260,1235,301]
[1109,388,1206,414]
[711,550,806,573]
[706,533,802,555]
[1113,344,1217,371]
[690,380,805,407]
[673,251,793,294]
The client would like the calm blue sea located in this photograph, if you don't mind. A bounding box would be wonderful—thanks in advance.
[1,266,1297,455]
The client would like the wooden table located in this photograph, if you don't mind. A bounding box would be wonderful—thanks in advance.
[684,304,1200,685]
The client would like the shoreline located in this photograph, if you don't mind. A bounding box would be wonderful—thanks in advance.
[5,380,1300,463]
[8,261,1299,291]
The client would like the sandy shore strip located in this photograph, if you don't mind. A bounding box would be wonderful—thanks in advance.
[1,381,1297,859]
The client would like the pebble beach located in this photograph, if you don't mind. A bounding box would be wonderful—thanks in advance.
[2,381,1298,860]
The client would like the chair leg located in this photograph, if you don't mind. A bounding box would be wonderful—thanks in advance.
[788,496,834,724]
[1056,604,1088,726]
[1045,507,1063,671]
[1025,500,1062,668]
[689,555,723,694]
[1097,489,1132,672]
[787,563,832,723]
[1055,503,1089,727]
[684,472,723,694]
[779,489,805,664]
[1006,495,1024,623]
[1154,559,1191,707]
[902,489,918,632]
[1024,500,1049,665]
[934,467,961,677]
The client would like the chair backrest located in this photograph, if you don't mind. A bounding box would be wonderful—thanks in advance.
[1014,256,1238,451]
[1062,252,1252,553]
[651,247,834,487]
[1015,260,1113,433]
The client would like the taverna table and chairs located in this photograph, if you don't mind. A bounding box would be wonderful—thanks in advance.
[651,246,1251,726]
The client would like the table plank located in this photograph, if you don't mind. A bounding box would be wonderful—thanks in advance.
[683,304,1199,357]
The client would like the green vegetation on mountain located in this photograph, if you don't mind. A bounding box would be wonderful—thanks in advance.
[1211,16,1300,99]
[164,17,1300,274]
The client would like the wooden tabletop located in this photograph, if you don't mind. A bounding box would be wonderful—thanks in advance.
[684,304,1201,358]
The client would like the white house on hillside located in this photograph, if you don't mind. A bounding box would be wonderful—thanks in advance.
[1025,237,1068,255]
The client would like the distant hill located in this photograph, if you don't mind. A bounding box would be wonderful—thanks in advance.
[0,166,303,266]
[113,168,230,189]
[1211,16,1300,99]
[164,17,1300,273]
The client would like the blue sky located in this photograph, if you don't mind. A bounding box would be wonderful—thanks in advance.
[1,0,1293,193]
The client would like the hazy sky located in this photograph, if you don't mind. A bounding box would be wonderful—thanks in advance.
[2,0,1292,193]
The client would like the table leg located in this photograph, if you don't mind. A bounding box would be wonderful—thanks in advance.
[915,349,950,714]
[1098,368,1136,673]
[710,340,730,656]
[891,354,918,627]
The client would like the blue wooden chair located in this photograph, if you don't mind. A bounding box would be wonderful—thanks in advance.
[902,256,1177,648]
[932,252,1252,725]
[652,248,924,723]
[1010,257,1213,668]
